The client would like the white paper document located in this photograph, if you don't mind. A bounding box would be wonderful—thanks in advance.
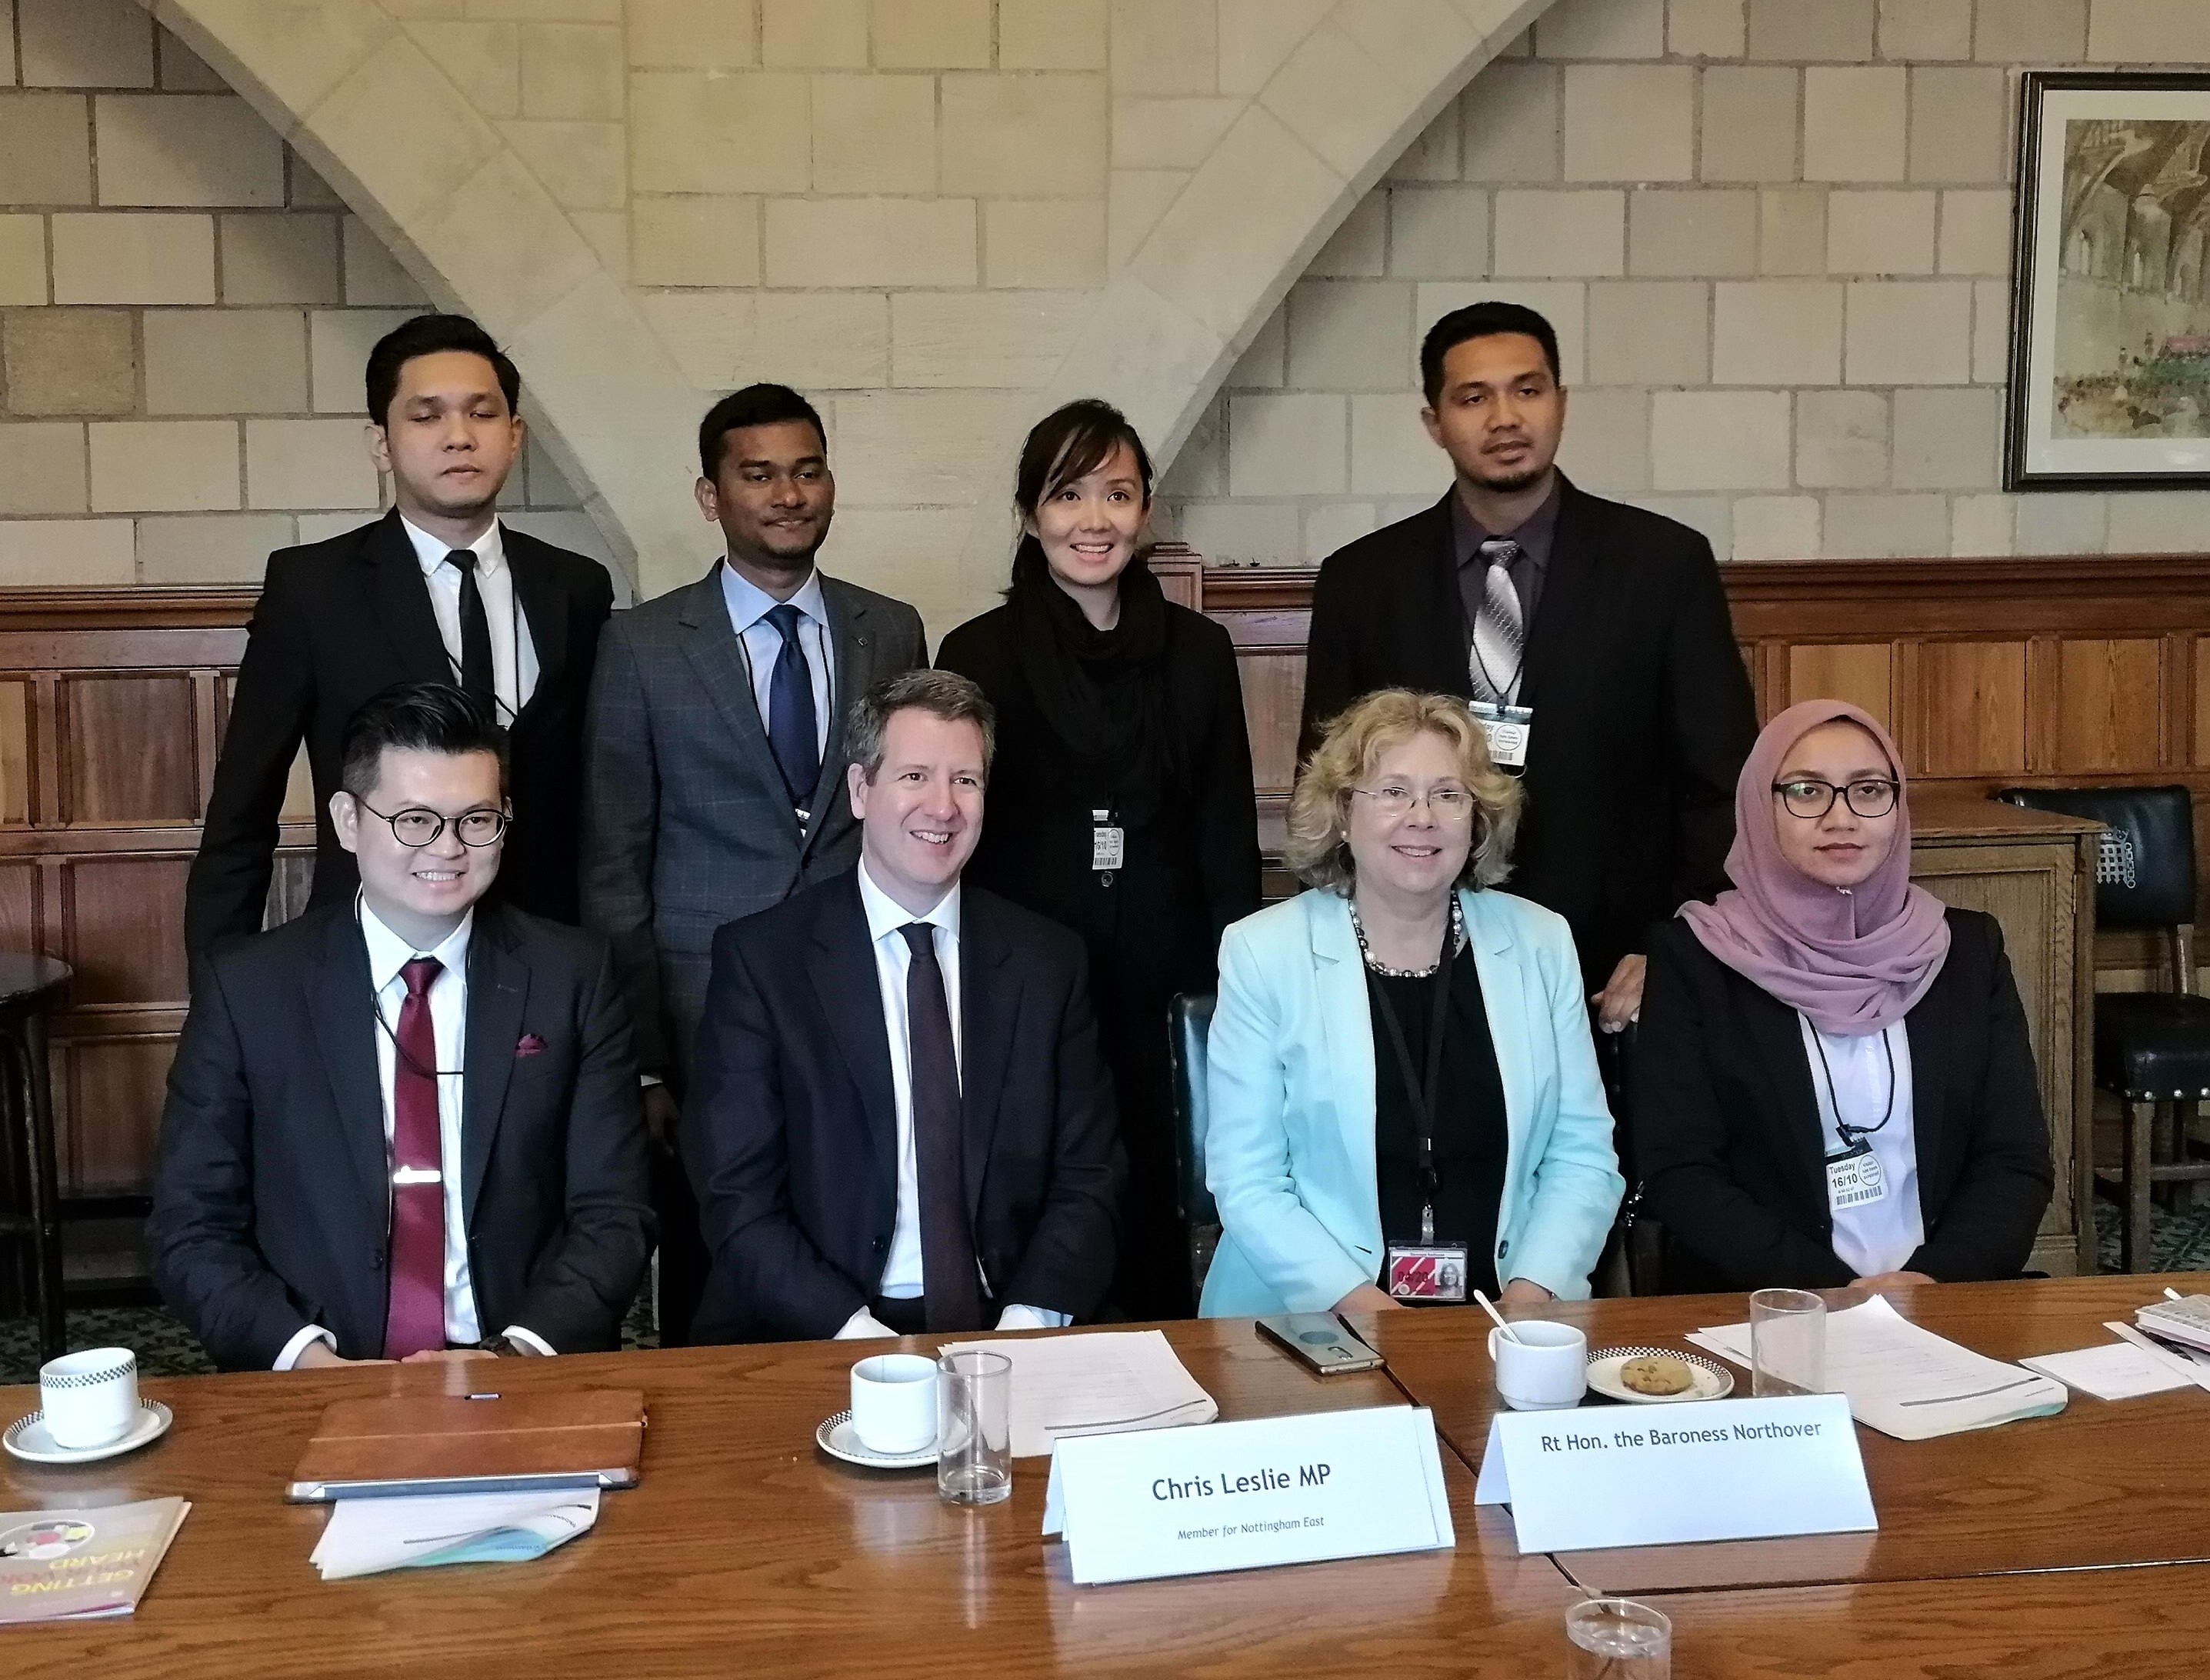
[2021,1342,2195,1401]
[942,1329,1218,1459]
[1688,1294,2067,1441]
[310,1489,600,1581]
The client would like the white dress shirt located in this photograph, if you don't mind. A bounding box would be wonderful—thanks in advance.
[399,515,540,725]
[835,859,1067,1338]
[719,561,832,765]
[1798,1015,1925,1278]
[273,899,552,1368]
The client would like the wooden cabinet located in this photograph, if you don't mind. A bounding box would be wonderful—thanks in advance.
[1909,794,2099,1277]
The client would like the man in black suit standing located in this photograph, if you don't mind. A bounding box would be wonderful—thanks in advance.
[682,669,1119,1344]
[579,384,926,1342]
[151,684,652,1371]
[1301,301,1757,1039]
[185,314,614,959]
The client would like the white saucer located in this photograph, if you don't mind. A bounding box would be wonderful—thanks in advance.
[815,1411,937,1470]
[5,1400,173,1465]
[1585,1347,1734,1405]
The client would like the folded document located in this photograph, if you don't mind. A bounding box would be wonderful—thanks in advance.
[311,1488,599,1582]
[939,1329,1217,1459]
[1688,1295,2066,1441]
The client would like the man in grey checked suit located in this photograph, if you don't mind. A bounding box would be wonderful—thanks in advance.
[580,384,926,1341]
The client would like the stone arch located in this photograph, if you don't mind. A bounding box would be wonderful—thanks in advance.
[148,0,1560,605]
[145,0,700,596]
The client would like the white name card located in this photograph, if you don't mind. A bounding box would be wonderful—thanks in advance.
[1042,1406,1455,1586]
[1472,1394,1875,1555]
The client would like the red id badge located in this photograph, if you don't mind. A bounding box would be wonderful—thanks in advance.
[1385,1244,1470,1302]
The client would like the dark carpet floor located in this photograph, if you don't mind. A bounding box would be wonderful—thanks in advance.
[6,1202,2209,1383]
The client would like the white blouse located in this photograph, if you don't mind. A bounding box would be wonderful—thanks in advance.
[1797,1015,1925,1278]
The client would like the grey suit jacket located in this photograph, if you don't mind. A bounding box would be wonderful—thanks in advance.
[578,565,927,1079]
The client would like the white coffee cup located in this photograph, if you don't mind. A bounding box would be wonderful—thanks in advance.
[38,1348,140,1450]
[849,1353,938,1455]
[1488,1321,1588,1411]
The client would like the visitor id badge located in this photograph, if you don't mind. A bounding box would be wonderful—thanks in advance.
[1825,1142,1886,1212]
[1091,810,1124,872]
[1470,702,1533,770]
[1385,1243,1470,1302]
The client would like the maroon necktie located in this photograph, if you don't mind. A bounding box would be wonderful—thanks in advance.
[383,956,447,1359]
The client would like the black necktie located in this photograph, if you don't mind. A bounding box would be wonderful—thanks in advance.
[764,603,820,808]
[445,548,495,704]
[898,922,982,1331]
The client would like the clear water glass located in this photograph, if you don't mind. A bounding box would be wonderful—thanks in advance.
[1565,1596,1671,1678]
[1750,1287,1827,1398]
[937,1348,1012,1506]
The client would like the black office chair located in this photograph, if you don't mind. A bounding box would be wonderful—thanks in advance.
[1998,784,2210,1270]
[1166,992,1219,1302]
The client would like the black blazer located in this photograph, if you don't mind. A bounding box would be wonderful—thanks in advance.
[1299,478,1757,989]
[186,511,615,957]
[1632,910,2053,1291]
[935,600,1261,1025]
[682,873,1122,1344]
[148,900,654,1370]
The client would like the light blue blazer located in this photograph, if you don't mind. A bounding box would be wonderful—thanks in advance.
[1198,887,1624,1318]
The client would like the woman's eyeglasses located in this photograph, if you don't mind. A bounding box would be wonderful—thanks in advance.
[1772,778,1898,820]
[1348,783,1476,822]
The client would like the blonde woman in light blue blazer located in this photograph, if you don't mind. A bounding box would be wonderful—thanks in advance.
[1199,691,1623,1319]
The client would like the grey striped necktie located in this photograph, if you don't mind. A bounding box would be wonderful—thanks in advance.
[1468,537,1525,705]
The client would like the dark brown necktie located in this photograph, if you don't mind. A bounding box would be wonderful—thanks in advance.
[898,923,982,1331]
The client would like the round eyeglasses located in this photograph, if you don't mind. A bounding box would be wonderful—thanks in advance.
[358,800,509,848]
[1348,783,1476,822]
[1772,778,1898,820]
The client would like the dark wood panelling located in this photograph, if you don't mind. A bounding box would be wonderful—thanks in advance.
[60,1035,178,1195]
[63,674,201,825]
[0,586,313,1202]
[2055,638,2163,773]
[1916,641,2028,777]
[62,854,192,1010]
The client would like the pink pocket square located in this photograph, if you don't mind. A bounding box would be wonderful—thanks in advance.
[515,1034,547,1058]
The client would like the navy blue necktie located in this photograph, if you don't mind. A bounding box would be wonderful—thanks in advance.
[899,923,982,1332]
[764,602,819,808]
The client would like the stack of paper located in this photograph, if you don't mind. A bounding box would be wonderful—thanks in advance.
[310,1489,599,1582]
[1688,1295,2067,1441]
[2020,1342,2195,1401]
[0,1497,188,1622]
[940,1329,1218,1458]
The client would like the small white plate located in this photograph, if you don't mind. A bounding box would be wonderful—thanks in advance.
[5,1400,173,1465]
[815,1411,937,1471]
[1586,1347,1734,1405]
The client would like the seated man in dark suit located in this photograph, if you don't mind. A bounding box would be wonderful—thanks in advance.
[685,669,1120,1343]
[151,683,653,1371]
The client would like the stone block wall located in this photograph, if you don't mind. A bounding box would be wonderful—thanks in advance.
[1160,0,2210,566]
[0,0,605,588]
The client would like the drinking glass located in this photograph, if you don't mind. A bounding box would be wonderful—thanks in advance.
[1750,1287,1827,1398]
[937,1349,1012,1506]
[1565,1597,1670,1678]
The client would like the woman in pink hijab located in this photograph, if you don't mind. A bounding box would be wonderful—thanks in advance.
[1631,700,2052,1292]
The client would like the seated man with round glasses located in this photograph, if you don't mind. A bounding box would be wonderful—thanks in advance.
[1632,700,2051,1293]
[150,682,653,1370]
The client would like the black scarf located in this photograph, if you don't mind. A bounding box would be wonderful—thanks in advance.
[1007,541,1181,828]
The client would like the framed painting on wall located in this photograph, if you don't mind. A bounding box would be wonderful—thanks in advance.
[2007,71,2210,490]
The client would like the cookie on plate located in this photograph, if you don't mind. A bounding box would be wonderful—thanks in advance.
[1618,1354,1695,1397]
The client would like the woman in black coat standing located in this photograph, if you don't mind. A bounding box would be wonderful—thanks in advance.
[938,399,1262,1319]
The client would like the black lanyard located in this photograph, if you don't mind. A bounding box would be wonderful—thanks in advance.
[1365,939,1455,1244]
[1809,1025,1895,1150]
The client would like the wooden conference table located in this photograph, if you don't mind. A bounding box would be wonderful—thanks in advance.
[2,1274,2205,1677]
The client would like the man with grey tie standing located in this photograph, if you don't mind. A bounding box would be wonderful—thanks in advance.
[1300,302,1756,1042]
[579,385,926,1342]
